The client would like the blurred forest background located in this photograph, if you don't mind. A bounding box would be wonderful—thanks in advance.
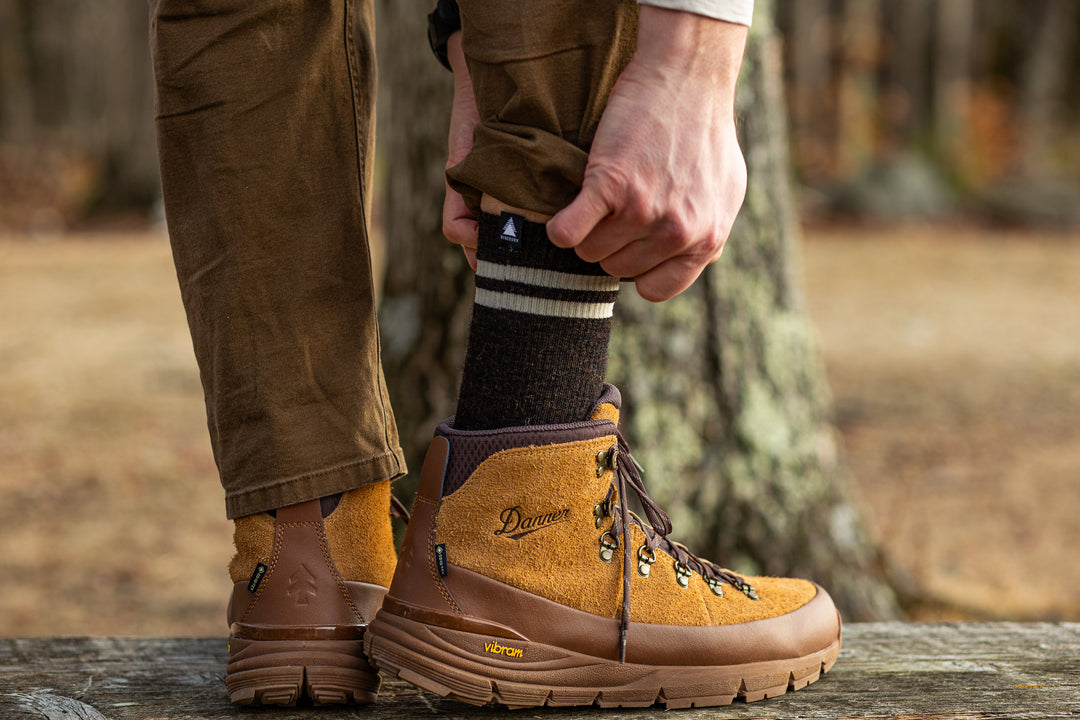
[1,0,1078,636]
[2,0,1079,231]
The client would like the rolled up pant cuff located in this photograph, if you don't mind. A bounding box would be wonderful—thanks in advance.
[224,446,406,519]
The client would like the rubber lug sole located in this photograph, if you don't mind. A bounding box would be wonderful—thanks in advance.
[364,611,840,710]
[226,634,378,706]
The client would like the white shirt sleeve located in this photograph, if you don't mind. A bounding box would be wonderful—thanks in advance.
[637,0,754,26]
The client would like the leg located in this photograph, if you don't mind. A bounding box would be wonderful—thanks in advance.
[151,0,400,705]
[153,0,403,519]
[364,1,841,708]
[449,0,637,430]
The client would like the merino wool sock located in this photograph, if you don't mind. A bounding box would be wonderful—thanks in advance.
[454,211,620,430]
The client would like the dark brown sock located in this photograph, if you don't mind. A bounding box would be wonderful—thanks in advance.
[454,212,619,430]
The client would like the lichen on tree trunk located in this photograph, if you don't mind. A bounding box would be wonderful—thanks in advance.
[608,0,900,621]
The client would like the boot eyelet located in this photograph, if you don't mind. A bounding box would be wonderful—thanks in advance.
[673,560,692,588]
[598,530,619,564]
[596,447,618,477]
[705,577,725,597]
[593,501,610,529]
[743,584,759,601]
[637,545,656,577]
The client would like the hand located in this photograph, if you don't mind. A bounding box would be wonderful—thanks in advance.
[442,31,480,270]
[546,7,749,302]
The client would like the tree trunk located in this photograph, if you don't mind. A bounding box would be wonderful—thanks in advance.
[0,0,34,140]
[784,0,833,179]
[608,0,900,621]
[933,0,975,170]
[1019,0,1078,177]
[835,0,881,176]
[885,0,932,145]
[375,0,473,489]
[1,0,159,211]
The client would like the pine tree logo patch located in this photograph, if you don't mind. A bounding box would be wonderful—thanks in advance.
[287,564,318,606]
[498,213,520,249]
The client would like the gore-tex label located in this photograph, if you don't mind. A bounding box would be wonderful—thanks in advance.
[434,543,449,577]
[247,562,268,593]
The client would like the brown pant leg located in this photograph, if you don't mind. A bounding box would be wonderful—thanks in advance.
[448,0,639,216]
[151,0,404,519]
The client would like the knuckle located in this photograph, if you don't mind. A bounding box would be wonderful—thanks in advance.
[660,215,694,251]
[702,228,726,260]
[623,190,652,224]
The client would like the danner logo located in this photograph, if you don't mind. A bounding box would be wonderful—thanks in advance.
[485,640,524,658]
[494,505,570,540]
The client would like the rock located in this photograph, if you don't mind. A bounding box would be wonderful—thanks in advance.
[830,153,956,221]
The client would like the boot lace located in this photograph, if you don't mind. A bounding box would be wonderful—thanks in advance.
[595,430,757,663]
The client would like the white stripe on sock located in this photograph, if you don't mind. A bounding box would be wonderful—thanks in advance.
[475,288,616,319]
[476,260,620,293]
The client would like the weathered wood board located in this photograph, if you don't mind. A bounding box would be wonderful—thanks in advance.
[1,623,1077,719]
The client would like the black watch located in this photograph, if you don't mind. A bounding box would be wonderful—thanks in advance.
[427,0,462,71]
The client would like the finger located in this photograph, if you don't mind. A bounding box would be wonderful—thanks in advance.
[442,185,478,249]
[446,216,478,250]
[631,255,708,302]
[571,212,650,265]
[595,235,679,280]
[463,247,478,271]
[547,183,612,249]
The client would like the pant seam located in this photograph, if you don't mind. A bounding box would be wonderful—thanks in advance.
[343,0,401,473]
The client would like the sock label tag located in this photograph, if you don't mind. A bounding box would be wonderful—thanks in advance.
[434,543,449,577]
[247,562,268,594]
[498,212,521,250]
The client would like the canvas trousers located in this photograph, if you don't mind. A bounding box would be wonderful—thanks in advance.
[151,0,637,518]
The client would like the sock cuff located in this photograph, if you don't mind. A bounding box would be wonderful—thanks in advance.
[477,212,610,276]
[475,212,619,319]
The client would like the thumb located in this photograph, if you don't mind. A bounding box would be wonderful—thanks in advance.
[547,183,611,249]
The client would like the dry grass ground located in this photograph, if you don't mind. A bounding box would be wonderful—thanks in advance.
[0,224,1077,636]
[801,224,1080,621]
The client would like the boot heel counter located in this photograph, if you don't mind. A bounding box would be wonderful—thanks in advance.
[386,436,460,614]
[230,500,368,630]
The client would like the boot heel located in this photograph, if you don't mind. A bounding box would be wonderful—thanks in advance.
[226,633,378,706]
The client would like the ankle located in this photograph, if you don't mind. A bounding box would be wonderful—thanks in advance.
[324,481,397,587]
[228,480,397,588]
[454,210,618,429]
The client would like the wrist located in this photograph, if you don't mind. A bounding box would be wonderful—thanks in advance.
[447,31,467,76]
[633,5,747,100]
[427,0,461,71]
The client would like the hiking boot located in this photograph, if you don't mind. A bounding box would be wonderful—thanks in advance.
[225,481,398,705]
[364,385,841,709]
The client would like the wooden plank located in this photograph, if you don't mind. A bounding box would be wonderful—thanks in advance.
[0,623,1077,719]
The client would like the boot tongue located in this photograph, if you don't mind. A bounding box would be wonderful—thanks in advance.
[588,384,622,425]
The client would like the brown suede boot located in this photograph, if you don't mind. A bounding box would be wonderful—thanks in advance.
[364,386,841,709]
[225,481,398,706]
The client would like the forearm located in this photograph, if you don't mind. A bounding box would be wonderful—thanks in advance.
[637,0,753,27]
[632,4,749,111]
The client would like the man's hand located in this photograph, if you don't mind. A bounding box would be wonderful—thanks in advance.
[442,31,480,269]
[546,7,749,302]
